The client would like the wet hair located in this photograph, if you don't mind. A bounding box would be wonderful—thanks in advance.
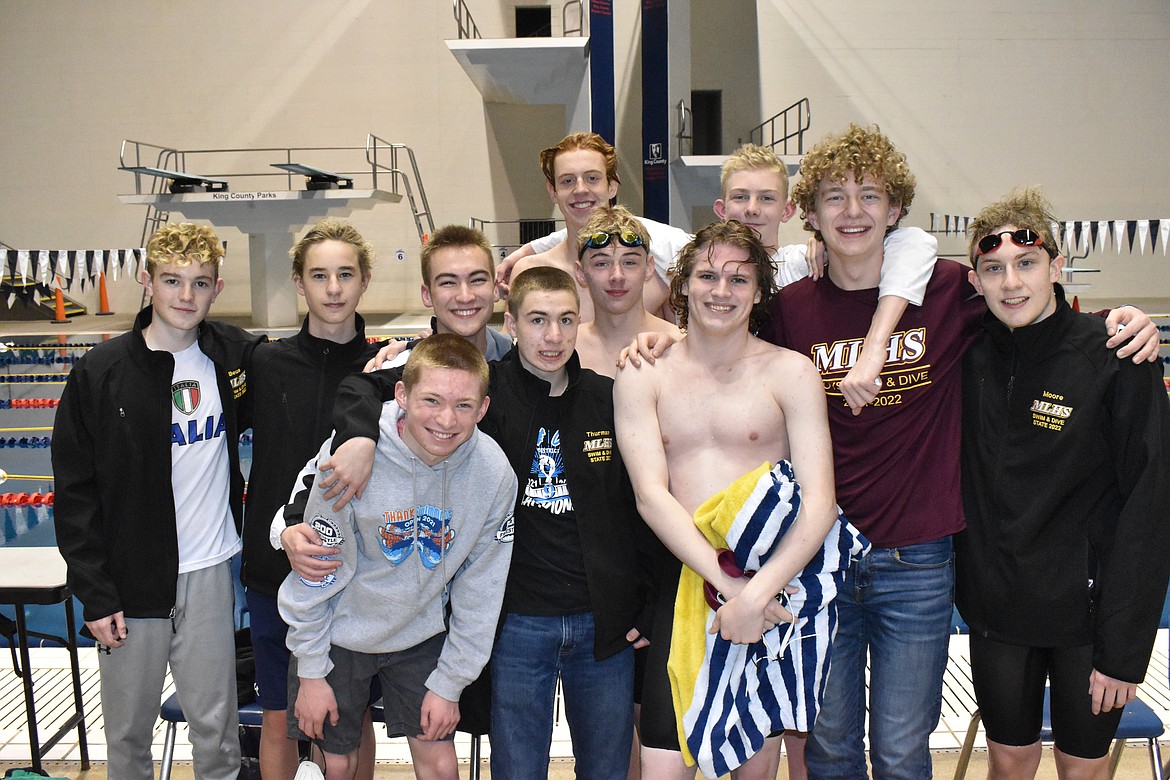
[145,223,224,278]
[967,187,1060,265]
[402,333,489,398]
[507,266,580,318]
[576,205,650,259]
[669,220,777,333]
[539,132,620,187]
[289,218,374,279]
[720,143,790,197]
[420,224,495,288]
[790,124,916,238]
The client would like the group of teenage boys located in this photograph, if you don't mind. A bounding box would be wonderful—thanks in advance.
[52,121,1167,780]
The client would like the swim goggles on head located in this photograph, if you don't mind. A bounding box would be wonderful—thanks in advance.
[583,230,645,250]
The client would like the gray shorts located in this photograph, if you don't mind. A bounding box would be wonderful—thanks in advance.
[287,632,449,754]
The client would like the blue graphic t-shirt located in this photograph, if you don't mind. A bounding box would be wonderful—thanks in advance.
[505,398,591,615]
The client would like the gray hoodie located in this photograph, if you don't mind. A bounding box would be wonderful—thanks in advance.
[278,400,516,702]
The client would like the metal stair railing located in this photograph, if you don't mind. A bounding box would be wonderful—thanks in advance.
[563,0,584,36]
[676,99,693,158]
[747,97,812,155]
[453,0,481,39]
[365,135,435,242]
[119,139,180,248]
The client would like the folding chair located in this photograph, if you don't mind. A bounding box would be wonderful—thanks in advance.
[952,583,1169,779]
[158,694,486,779]
[158,692,266,780]
[953,688,1164,780]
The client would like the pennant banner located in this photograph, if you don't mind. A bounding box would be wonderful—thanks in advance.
[0,247,146,289]
[929,214,1170,257]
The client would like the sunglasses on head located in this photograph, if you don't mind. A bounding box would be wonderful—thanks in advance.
[976,229,1048,257]
[583,230,644,250]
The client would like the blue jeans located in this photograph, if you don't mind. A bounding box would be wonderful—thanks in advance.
[806,537,954,780]
[490,612,634,780]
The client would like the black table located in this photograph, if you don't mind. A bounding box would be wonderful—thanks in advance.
[0,547,89,773]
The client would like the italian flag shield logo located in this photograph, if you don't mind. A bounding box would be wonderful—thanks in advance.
[172,380,201,415]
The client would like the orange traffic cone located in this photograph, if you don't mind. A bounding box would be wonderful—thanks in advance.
[96,271,114,316]
[1072,295,1080,312]
[52,287,69,323]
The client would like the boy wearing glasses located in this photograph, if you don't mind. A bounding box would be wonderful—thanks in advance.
[956,188,1170,778]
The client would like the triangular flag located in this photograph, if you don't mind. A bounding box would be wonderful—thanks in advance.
[76,251,87,282]
[1126,221,1138,252]
[1136,220,1149,254]
[945,215,952,234]
[1073,222,1084,253]
[5,293,13,309]
[1162,220,1170,256]
[1097,221,1110,254]
[1050,221,1062,253]
[1150,220,1160,254]
[1063,222,1076,255]
[1114,220,1126,254]
[1078,221,1090,253]
[16,250,29,280]
[1089,222,1099,253]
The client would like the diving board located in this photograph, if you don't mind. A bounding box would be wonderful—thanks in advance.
[270,163,354,190]
[119,166,228,193]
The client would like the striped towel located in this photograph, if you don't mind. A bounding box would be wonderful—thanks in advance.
[667,460,869,778]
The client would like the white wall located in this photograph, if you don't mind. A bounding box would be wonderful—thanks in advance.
[3,1,1167,316]
[0,1,564,317]
[755,0,1170,301]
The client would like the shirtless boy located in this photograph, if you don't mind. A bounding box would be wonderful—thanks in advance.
[614,221,844,780]
[574,205,679,376]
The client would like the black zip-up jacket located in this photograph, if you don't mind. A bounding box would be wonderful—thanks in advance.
[52,307,262,622]
[241,315,379,595]
[481,348,658,660]
[955,292,1170,682]
[328,347,661,660]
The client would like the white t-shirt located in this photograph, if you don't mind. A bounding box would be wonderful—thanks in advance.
[169,341,241,573]
[533,222,937,302]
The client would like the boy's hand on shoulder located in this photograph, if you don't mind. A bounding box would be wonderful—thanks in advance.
[295,677,339,740]
[318,437,376,510]
[617,331,680,370]
[282,524,341,581]
[417,690,459,741]
[804,236,827,280]
[364,339,410,372]
[1105,307,1160,363]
